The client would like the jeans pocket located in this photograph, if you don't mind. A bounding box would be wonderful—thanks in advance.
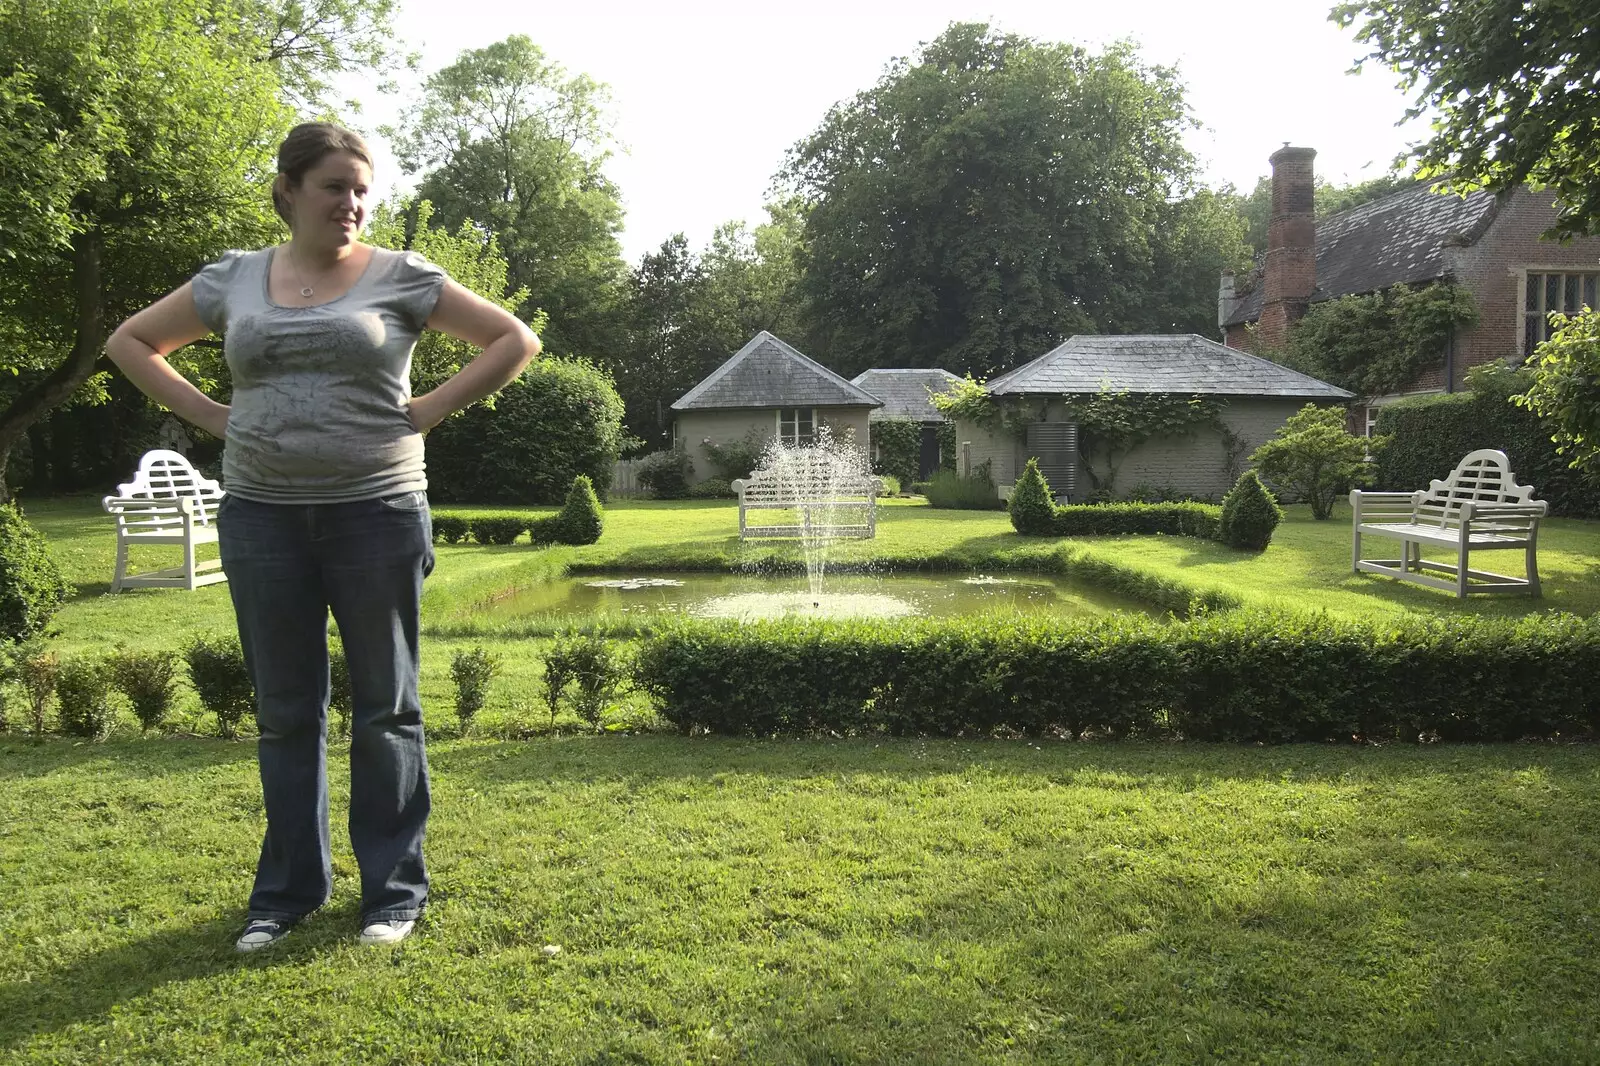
[378,490,428,513]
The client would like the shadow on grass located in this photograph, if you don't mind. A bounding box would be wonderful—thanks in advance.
[0,900,364,1054]
[425,734,1600,791]
[0,737,256,780]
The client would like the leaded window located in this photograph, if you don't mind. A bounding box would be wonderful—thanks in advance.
[1524,271,1599,354]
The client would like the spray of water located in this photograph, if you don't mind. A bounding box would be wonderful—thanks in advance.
[756,425,874,598]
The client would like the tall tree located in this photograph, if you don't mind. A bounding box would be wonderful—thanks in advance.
[387,35,627,359]
[604,202,808,449]
[1333,0,1600,238]
[0,0,406,500]
[782,22,1243,380]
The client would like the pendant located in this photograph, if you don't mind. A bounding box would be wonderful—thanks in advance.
[300,286,314,298]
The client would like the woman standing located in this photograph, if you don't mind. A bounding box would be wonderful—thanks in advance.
[105,122,540,951]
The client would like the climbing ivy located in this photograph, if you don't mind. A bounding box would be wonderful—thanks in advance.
[1270,281,1479,398]
[1061,391,1226,495]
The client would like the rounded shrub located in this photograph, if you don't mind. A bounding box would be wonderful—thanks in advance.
[1217,470,1284,551]
[635,450,694,499]
[56,656,114,739]
[1008,458,1058,535]
[109,650,179,732]
[184,635,254,739]
[425,357,627,504]
[0,502,69,645]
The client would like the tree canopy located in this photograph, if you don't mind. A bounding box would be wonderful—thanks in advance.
[1333,0,1600,238]
[0,0,298,500]
[386,34,627,359]
[783,22,1249,380]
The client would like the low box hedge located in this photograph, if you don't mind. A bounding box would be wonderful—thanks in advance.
[633,611,1600,743]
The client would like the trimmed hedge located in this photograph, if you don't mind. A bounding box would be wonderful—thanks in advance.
[1010,458,1276,547]
[633,611,1600,743]
[1374,391,1600,516]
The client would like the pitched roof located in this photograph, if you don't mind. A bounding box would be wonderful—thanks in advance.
[671,332,883,411]
[1225,184,1501,327]
[986,334,1353,399]
[850,368,962,422]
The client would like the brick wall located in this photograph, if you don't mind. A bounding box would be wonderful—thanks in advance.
[1445,187,1600,389]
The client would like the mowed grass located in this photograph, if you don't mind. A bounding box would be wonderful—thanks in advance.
[3,736,1600,1064]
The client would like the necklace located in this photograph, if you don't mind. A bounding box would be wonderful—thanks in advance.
[285,247,331,299]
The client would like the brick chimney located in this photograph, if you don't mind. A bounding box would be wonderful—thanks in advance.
[1256,145,1316,350]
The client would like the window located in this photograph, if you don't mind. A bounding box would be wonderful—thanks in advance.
[1524,271,1599,354]
[1365,405,1380,438]
[777,407,816,446]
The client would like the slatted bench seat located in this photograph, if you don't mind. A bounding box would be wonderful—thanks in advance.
[101,449,227,592]
[1349,448,1547,598]
[730,464,883,540]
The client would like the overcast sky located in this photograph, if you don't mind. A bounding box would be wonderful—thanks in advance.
[351,0,1431,264]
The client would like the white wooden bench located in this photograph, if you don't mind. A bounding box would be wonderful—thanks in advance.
[101,449,227,592]
[1349,449,1547,597]
[730,465,883,540]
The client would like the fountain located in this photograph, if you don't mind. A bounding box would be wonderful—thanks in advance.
[718,427,908,620]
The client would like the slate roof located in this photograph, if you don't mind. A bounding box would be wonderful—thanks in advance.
[986,334,1353,399]
[1224,184,1501,327]
[850,368,962,422]
[671,331,883,411]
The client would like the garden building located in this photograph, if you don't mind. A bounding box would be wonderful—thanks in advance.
[850,368,961,483]
[1220,144,1600,433]
[669,332,881,485]
[954,333,1353,503]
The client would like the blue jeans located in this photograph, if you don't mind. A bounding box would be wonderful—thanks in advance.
[218,490,435,925]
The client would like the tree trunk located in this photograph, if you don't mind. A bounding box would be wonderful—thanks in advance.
[0,229,105,503]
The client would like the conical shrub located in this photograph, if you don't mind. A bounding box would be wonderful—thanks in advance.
[1217,470,1284,551]
[1008,458,1058,535]
[556,475,604,544]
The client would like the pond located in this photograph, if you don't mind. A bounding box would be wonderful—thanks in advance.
[467,572,1156,623]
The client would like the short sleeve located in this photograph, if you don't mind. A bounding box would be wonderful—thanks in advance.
[392,251,448,332]
[190,250,247,333]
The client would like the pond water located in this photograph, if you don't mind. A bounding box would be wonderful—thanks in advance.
[471,572,1155,622]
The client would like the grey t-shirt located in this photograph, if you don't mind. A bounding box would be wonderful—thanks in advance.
[190,246,446,503]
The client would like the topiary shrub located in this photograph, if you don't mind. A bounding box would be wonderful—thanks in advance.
[554,474,603,544]
[878,475,901,497]
[328,643,354,737]
[469,515,527,545]
[1217,471,1284,551]
[0,502,69,645]
[109,650,179,732]
[544,630,627,732]
[56,656,114,739]
[432,514,470,544]
[185,635,254,739]
[635,449,694,499]
[1008,458,1058,535]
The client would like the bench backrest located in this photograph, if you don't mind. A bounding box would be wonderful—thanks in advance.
[734,466,879,504]
[104,449,224,531]
[1417,449,1536,527]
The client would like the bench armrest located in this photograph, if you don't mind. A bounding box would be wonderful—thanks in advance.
[1461,501,1548,519]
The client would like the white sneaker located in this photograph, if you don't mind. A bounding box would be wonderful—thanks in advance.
[235,919,291,953]
[359,919,415,946]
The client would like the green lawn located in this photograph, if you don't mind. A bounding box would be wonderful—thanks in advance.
[3,737,1599,1064]
[6,497,1600,1062]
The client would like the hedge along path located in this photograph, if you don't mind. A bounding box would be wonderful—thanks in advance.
[632,611,1600,743]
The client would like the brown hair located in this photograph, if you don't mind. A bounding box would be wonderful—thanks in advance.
[272,122,373,225]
